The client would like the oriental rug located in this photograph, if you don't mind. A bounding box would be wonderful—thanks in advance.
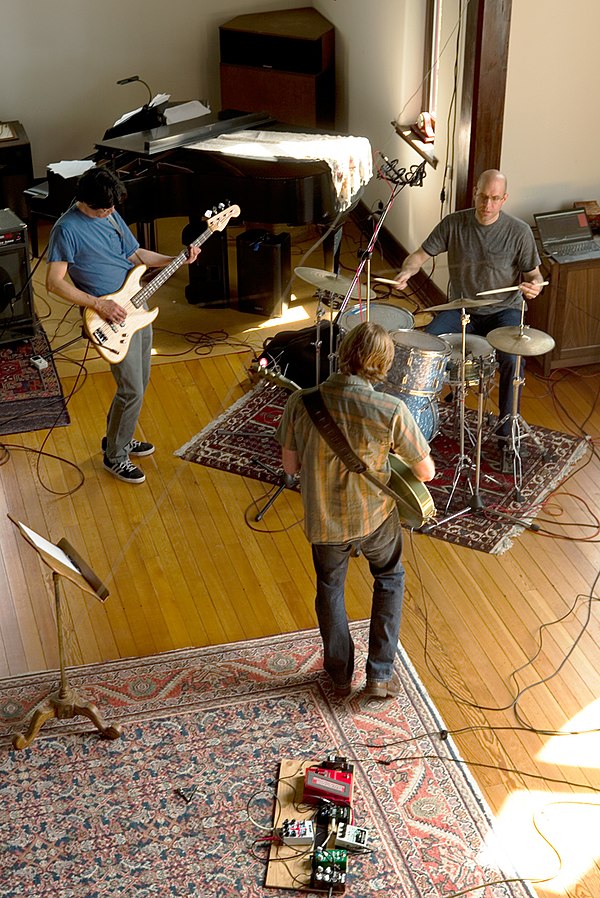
[0,327,70,435]
[175,379,587,554]
[0,625,534,898]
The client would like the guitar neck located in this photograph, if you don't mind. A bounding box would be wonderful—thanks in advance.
[129,227,213,309]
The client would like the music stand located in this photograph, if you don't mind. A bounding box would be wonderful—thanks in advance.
[8,515,122,751]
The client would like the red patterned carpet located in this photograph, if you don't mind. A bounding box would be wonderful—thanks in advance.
[1,626,535,897]
[0,327,70,435]
[176,379,587,553]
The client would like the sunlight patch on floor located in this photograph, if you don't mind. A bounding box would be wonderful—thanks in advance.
[480,789,600,893]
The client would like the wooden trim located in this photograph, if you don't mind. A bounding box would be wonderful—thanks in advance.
[455,0,513,209]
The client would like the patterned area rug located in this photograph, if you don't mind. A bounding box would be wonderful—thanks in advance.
[176,379,587,554]
[0,625,534,898]
[0,327,70,435]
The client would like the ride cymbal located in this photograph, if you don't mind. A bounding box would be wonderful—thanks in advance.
[486,325,555,356]
[295,267,376,300]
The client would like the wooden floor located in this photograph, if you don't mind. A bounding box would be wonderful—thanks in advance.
[1,234,599,897]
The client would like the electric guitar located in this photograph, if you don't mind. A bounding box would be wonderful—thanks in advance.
[258,368,436,529]
[83,204,240,363]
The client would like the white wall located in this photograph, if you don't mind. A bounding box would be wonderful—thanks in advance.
[502,0,600,223]
[2,0,307,175]
[4,0,599,271]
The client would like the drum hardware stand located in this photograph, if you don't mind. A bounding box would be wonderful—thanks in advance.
[420,368,538,533]
[331,156,428,374]
[252,457,298,521]
[486,302,556,502]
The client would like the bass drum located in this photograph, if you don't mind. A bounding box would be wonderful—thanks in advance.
[338,302,414,336]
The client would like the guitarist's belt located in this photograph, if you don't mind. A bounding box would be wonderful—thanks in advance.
[301,389,435,529]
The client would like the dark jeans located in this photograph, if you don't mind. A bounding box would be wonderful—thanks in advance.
[426,308,523,437]
[311,508,405,684]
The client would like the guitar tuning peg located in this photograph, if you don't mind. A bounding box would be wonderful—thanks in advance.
[217,202,226,212]
[203,208,213,218]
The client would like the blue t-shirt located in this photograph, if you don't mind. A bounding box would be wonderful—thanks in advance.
[47,206,139,297]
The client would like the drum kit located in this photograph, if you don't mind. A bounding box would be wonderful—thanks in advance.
[292,268,557,512]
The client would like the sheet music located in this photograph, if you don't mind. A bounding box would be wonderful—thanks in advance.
[165,101,211,124]
[112,93,171,128]
[17,522,80,573]
[47,160,96,179]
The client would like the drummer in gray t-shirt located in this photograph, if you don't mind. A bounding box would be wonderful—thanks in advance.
[394,170,544,452]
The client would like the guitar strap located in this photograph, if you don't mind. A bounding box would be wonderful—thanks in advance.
[301,388,405,504]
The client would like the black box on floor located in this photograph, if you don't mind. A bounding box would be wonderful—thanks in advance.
[236,230,290,317]
[0,208,35,345]
[181,221,230,307]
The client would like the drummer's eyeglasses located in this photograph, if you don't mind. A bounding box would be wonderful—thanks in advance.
[475,192,506,204]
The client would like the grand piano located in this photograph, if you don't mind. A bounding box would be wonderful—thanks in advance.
[29,109,371,306]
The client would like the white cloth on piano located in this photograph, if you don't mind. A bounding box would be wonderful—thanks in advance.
[186,130,373,211]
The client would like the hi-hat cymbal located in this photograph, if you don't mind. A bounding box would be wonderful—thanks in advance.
[428,297,500,312]
[486,325,555,356]
[295,267,376,300]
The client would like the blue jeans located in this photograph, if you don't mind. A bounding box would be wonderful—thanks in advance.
[105,324,152,462]
[311,508,405,684]
[426,308,523,437]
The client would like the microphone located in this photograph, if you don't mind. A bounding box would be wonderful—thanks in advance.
[116,75,152,106]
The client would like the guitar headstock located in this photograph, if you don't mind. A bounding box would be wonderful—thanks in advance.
[206,203,241,232]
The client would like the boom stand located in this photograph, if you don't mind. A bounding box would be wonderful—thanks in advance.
[8,517,122,751]
[329,157,427,374]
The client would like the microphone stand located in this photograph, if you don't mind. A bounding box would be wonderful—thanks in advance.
[329,156,427,375]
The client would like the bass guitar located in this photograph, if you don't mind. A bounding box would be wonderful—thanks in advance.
[83,204,240,363]
[257,368,436,529]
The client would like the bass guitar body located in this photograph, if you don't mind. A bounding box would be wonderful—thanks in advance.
[83,267,158,364]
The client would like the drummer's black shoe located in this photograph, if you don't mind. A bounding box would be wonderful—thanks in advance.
[443,390,455,403]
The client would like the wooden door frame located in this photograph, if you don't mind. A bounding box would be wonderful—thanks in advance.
[455,0,513,210]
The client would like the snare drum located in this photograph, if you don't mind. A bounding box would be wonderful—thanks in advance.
[338,302,414,336]
[386,330,451,397]
[439,333,497,386]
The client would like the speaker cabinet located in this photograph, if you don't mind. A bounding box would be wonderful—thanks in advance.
[181,221,230,307]
[237,230,290,317]
[220,8,335,129]
[0,208,35,345]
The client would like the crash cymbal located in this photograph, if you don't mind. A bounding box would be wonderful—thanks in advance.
[428,297,500,312]
[486,325,555,356]
[295,267,376,300]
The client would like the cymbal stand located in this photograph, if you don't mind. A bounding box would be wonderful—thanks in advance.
[421,366,537,534]
[491,302,553,501]
[443,307,476,511]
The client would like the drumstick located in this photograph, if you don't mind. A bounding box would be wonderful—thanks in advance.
[373,277,401,286]
[476,281,548,296]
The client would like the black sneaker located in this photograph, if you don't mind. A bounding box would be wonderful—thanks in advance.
[103,455,146,484]
[101,437,155,457]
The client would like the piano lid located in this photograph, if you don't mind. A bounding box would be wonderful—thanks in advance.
[97,110,275,157]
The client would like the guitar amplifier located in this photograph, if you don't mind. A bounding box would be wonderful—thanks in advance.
[0,209,35,345]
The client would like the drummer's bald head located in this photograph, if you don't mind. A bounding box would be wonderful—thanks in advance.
[338,321,394,381]
[477,169,507,193]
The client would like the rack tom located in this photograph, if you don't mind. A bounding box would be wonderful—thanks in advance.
[439,333,497,387]
[386,330,451,397]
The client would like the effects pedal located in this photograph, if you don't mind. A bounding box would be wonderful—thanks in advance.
[335,822,369,851]
[304,762,354,806]
[311,848,347,893]
[279,818,314,846]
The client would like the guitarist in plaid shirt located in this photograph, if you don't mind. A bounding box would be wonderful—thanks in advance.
[277,321,435,699]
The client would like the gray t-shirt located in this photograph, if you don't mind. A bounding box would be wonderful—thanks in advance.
[422,209,540,315]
